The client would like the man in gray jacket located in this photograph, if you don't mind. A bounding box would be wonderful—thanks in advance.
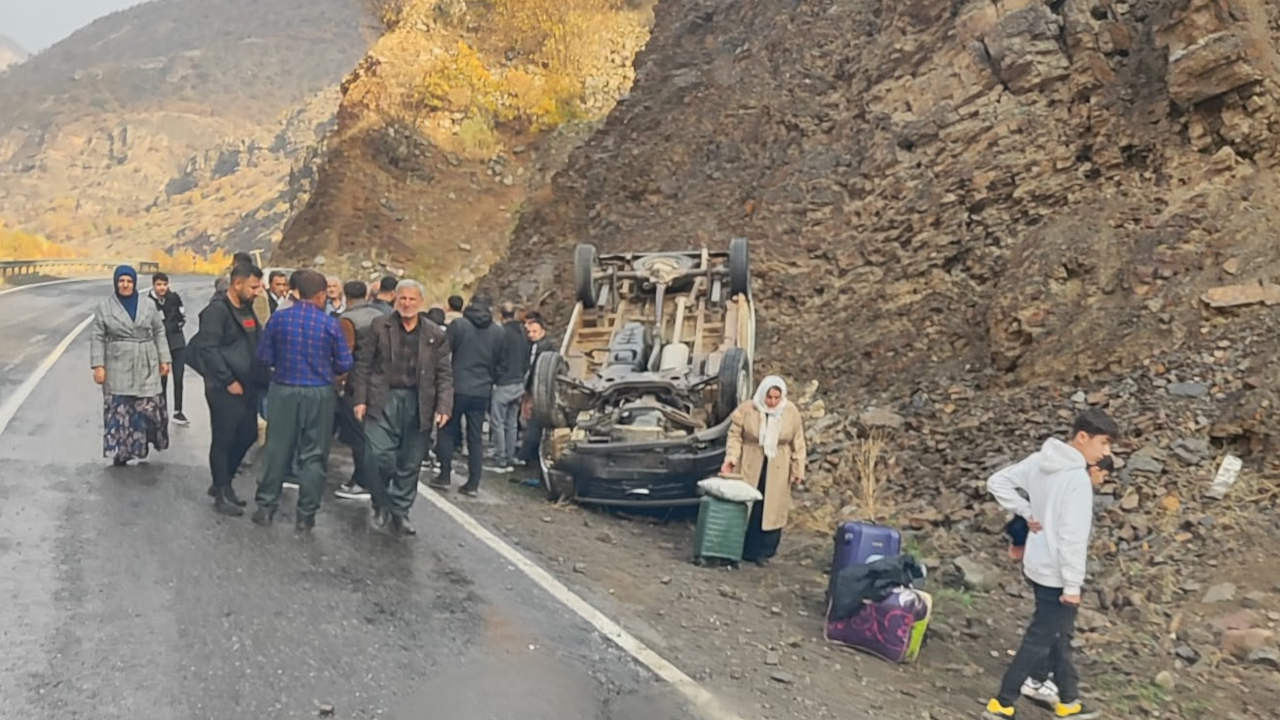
[983,409,1117,720]
[488,301,529,474]
[353,280,453,534]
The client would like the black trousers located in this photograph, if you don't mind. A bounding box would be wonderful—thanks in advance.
[516,417,543,464]
[334,394,368,488]
[997,580,1081,706]
[437,393,488,491]
[206,387,258,491]
[743,467,782,561]
[162,347,186,412]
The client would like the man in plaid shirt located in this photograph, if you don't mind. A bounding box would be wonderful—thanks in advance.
[252,269,354,531]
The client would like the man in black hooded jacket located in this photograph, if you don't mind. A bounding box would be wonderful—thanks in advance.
[433,295,503,496]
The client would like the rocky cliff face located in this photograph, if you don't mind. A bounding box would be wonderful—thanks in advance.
[491,0,1279,423]
[484,4,1280,707]
[274,0,653,295]
[0,0,370,256]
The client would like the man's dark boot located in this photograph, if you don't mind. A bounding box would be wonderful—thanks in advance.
[295,514,315,533]
[251,506,275,526]
[206,484,217,498]
[371,506,389,530]
[214,488,244,517]
[223,485,248,507]
[391,515,417,536]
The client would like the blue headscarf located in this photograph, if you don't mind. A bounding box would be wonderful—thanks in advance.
[114,265,139,320]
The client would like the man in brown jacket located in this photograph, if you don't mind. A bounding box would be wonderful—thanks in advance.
[353,279,453,535]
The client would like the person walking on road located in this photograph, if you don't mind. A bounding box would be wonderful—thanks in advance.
[434,295,502,496]
[252,270,354,532]
[148,272,189,426]
[333,280,390,501]
[197,263,265,516]
[982,410,1116,720]
[91,265,172,466]
[354,280,453,534]
[720,376,807,566]
[488,301,528,474]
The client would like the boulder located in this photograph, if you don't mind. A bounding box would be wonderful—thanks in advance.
[953,554,1000,592]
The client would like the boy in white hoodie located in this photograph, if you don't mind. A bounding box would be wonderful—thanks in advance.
[984,409,1118,719]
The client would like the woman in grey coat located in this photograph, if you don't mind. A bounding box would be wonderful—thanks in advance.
[91,266,172,465]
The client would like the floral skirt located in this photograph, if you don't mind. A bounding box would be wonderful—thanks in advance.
[103,393,169,461]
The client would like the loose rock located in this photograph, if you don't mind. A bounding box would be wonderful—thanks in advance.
[1203,583,1237,604]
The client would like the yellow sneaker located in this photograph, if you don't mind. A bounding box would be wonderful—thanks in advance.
[1055,701,1100,719]
[985,698,1016,717]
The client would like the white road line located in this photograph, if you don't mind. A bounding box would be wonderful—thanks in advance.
[416,485,744,720]
[0,276,107,297]
[0,315,94,436]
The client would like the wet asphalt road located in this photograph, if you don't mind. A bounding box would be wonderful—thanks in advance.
[0,277,692,720]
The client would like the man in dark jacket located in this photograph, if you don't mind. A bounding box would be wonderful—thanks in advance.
[149,272,189,425]
[370,275,397,314]
[333,280,390,501]
[197,263,264,516]
[434,295,503,496]
[488,302,529,474]
[353,279,453,533]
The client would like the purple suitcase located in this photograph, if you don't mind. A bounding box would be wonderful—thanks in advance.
[825,587,932,663]
[831,521,901,572]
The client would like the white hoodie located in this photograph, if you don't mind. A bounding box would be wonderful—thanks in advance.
[987,438,1094,596]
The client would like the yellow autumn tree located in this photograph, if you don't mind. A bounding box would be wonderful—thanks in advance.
[0,220,83,260]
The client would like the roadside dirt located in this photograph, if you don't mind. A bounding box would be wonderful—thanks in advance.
[442,466,1279,720]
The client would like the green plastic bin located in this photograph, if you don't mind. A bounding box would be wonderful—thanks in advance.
[693,495,750,564]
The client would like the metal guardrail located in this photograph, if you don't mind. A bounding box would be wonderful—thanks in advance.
[0,259,162,279]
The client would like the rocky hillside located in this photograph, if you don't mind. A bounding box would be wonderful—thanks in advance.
[0,0,371,256]
[0,35,26,72]
[485,0,1280,712]
[274,0,653,297]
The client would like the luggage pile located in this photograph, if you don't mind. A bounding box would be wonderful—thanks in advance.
[824,521,932,664]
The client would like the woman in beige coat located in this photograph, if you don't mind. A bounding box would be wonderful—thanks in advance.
[90,266,172,466]
[721,375,806,565]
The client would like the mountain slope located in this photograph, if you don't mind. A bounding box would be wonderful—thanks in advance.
[0,34,26,71]
[0,0,372,255]
[491,0,1280,398]
[273,0,653,296]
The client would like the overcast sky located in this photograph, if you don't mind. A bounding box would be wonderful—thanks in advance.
[1,0,142,52]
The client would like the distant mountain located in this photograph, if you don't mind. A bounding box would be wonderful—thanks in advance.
[0,0,372,255]
[0,34,27,71]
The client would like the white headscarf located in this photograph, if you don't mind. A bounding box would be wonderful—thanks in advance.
[752,375,788,459]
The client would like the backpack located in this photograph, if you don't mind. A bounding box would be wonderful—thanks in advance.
[184,301,219,377]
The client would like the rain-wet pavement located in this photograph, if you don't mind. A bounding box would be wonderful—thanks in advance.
[0,277,694,720]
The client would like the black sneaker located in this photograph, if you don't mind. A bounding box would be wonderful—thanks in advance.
[173,412,189,426]
[213,494,244,517]
[223,486,247,507]
[334,482,371,500]
[295,514,315,533]
[391,516,417,536]
[251,507,276,526]
[459,487,479,498]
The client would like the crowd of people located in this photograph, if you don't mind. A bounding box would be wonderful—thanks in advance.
[89,254,555,535]
[87,256,1118,717]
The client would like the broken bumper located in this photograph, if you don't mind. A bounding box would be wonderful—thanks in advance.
[555,421,730,507]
